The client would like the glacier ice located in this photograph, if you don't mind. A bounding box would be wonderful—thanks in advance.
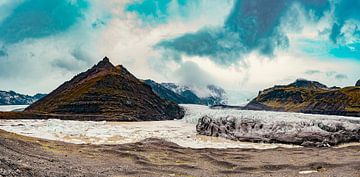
[0,104,359,148]
[186,105,360,146]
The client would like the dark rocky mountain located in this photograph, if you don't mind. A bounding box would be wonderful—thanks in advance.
[32,93,47,100]
[245,79,360,117]
[0,91,46,105]
[356,80,360,86]
[144,79,227,106]
[287,79,327,89]
[24,57,184,121]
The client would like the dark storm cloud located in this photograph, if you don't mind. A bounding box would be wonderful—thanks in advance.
[305,70,321,75]
[0,47,7,57]
[157,0,332,65]
[0,0,89,44]
[334,73,348,80]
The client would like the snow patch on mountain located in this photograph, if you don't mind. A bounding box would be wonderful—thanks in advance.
[0,91,46,105]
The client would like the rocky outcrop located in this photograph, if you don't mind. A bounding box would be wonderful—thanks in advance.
[245,79,360,117]
[25,57,184,121]
[0,91,46,105]
[196,115,360,147]
[356,80,360,86]
[144,79,227,105]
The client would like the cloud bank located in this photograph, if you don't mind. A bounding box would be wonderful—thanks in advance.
[157,0,333,65]
[0,0,359,104]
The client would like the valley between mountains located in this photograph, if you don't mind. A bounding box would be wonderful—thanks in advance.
[0,57,360,176]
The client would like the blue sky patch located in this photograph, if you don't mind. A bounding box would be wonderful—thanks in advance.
[125,0,197,25]
[126,0,171,24]
[330,43,360,59]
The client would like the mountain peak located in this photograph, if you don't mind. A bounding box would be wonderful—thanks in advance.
[289,79,327,89]
[94,56,115,70]
[102,56,110,62]
[356,79,360,86]
[25,57,184,121]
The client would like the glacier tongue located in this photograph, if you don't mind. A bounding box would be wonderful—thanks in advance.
[184,105,360,147]
[0,104,359,148]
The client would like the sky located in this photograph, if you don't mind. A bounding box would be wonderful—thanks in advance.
[0,0,359,104]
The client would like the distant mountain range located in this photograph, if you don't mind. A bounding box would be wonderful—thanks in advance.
[245,79,360,117]
[1,79,227,107]
[144,80,227,106]
[2,66,359,119]
[0,91,46,105]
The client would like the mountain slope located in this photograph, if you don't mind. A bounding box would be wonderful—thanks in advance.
[144,79,227,105]
[356,80,360,86]
[0,91,46,105]
[25,57,184,121]
[245,79,360,117]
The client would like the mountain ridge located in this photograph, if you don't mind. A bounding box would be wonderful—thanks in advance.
[144,79,227,106]
[245,79,360,117]
[0,91,46,105]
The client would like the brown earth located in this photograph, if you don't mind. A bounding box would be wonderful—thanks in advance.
[245,79,360,117]
[0,129,359,177]
[23,57,184,121]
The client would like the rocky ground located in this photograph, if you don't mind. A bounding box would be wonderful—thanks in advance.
[0,129,359,177]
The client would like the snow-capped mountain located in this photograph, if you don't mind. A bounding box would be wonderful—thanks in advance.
[144,80,227,106]
[0,90,46,105]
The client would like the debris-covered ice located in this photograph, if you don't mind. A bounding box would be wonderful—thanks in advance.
[181,104,360,124]
[0,104,359,148]
[186,105,360,146]
[0,119,298,149]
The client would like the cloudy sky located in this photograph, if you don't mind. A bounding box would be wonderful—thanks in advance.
[0,0,359,103]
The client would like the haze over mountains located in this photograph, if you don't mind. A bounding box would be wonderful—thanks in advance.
[1,57,359,118]
[144,80,227,106]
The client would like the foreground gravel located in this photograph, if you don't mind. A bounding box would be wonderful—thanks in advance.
[0,129,359,177]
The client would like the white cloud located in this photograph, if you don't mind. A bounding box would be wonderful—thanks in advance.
[0,0,23,23]
[0,0,359,104]
[0,0,107,94]
[94,0,234,82]
[177,49,360,96]
[0,0,234,95]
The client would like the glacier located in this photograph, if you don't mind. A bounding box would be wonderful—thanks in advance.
[0,104,359,148]
[0,105,28,112]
